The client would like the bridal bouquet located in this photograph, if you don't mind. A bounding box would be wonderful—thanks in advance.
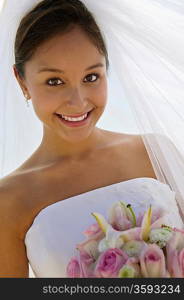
[66,201,184,278]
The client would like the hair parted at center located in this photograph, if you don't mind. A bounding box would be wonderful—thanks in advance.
[14,0,109,79]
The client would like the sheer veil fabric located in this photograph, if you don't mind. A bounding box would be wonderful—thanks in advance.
[1,0,184,219]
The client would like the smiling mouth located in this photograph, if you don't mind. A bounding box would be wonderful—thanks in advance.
[59,111,92,118]
[55,109,93,126]
[55,109,93,120]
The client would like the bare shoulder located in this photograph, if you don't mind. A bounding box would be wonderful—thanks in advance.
[0,173,32,238]
[104,130,148,152]
[128,133,149,153]
[106,131,157,179]
[126,133,157,178]
[0,174,31,277]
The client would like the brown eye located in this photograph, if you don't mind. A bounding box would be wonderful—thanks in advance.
[84,73,99,83]
[46,78,63,86]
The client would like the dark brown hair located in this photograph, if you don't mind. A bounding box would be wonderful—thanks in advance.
[14,0,109,79]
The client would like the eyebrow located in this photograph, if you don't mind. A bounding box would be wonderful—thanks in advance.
[37,63,104,73]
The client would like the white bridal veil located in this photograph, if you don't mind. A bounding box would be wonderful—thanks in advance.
[0,0,184,219]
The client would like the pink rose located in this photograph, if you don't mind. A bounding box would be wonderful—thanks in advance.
[94,248,128,278]
[178,249,184,277]
[66,250,96,278]
[166,249,184,277]
[166,230,184,277]
[140,244,167,277]
[66,256,81,278]
[79,250,95,278]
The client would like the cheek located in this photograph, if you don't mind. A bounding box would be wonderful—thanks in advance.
[31,95,56,124]
[30,86,59,115]
[93,80,108,107]
[99,82,108,107]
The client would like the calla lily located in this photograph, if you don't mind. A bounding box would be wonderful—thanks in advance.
[83,223,103,240]
[120,227,142,242]
[108,201,136,231]
[91,212,108,233]
[91,213,126,251]
[120,201,136,226]
[140,206,152,241]
[137,207,168,227]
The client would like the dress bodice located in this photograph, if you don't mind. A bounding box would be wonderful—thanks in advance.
[24,177,183,278]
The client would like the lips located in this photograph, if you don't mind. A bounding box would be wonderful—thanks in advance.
[56,109,93,127]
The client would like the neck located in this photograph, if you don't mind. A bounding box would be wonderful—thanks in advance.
[35,126,105,164]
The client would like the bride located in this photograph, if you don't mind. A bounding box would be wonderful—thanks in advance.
[0,0,184,277]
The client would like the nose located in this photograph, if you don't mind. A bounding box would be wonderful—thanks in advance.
[65,87,87,111]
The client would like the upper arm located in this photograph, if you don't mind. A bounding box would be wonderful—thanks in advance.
[0,182,29,278]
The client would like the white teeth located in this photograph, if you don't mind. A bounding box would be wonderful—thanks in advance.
[61,113,88,122]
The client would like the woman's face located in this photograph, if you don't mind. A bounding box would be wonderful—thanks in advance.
[16,25,108,143]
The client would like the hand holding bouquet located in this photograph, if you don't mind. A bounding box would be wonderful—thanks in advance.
[66,201,184,278]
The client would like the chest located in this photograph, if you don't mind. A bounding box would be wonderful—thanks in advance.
[21,142,154,235]
[28,151,129,208]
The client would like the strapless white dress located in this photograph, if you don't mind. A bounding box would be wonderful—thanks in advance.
[24,177,183,278]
